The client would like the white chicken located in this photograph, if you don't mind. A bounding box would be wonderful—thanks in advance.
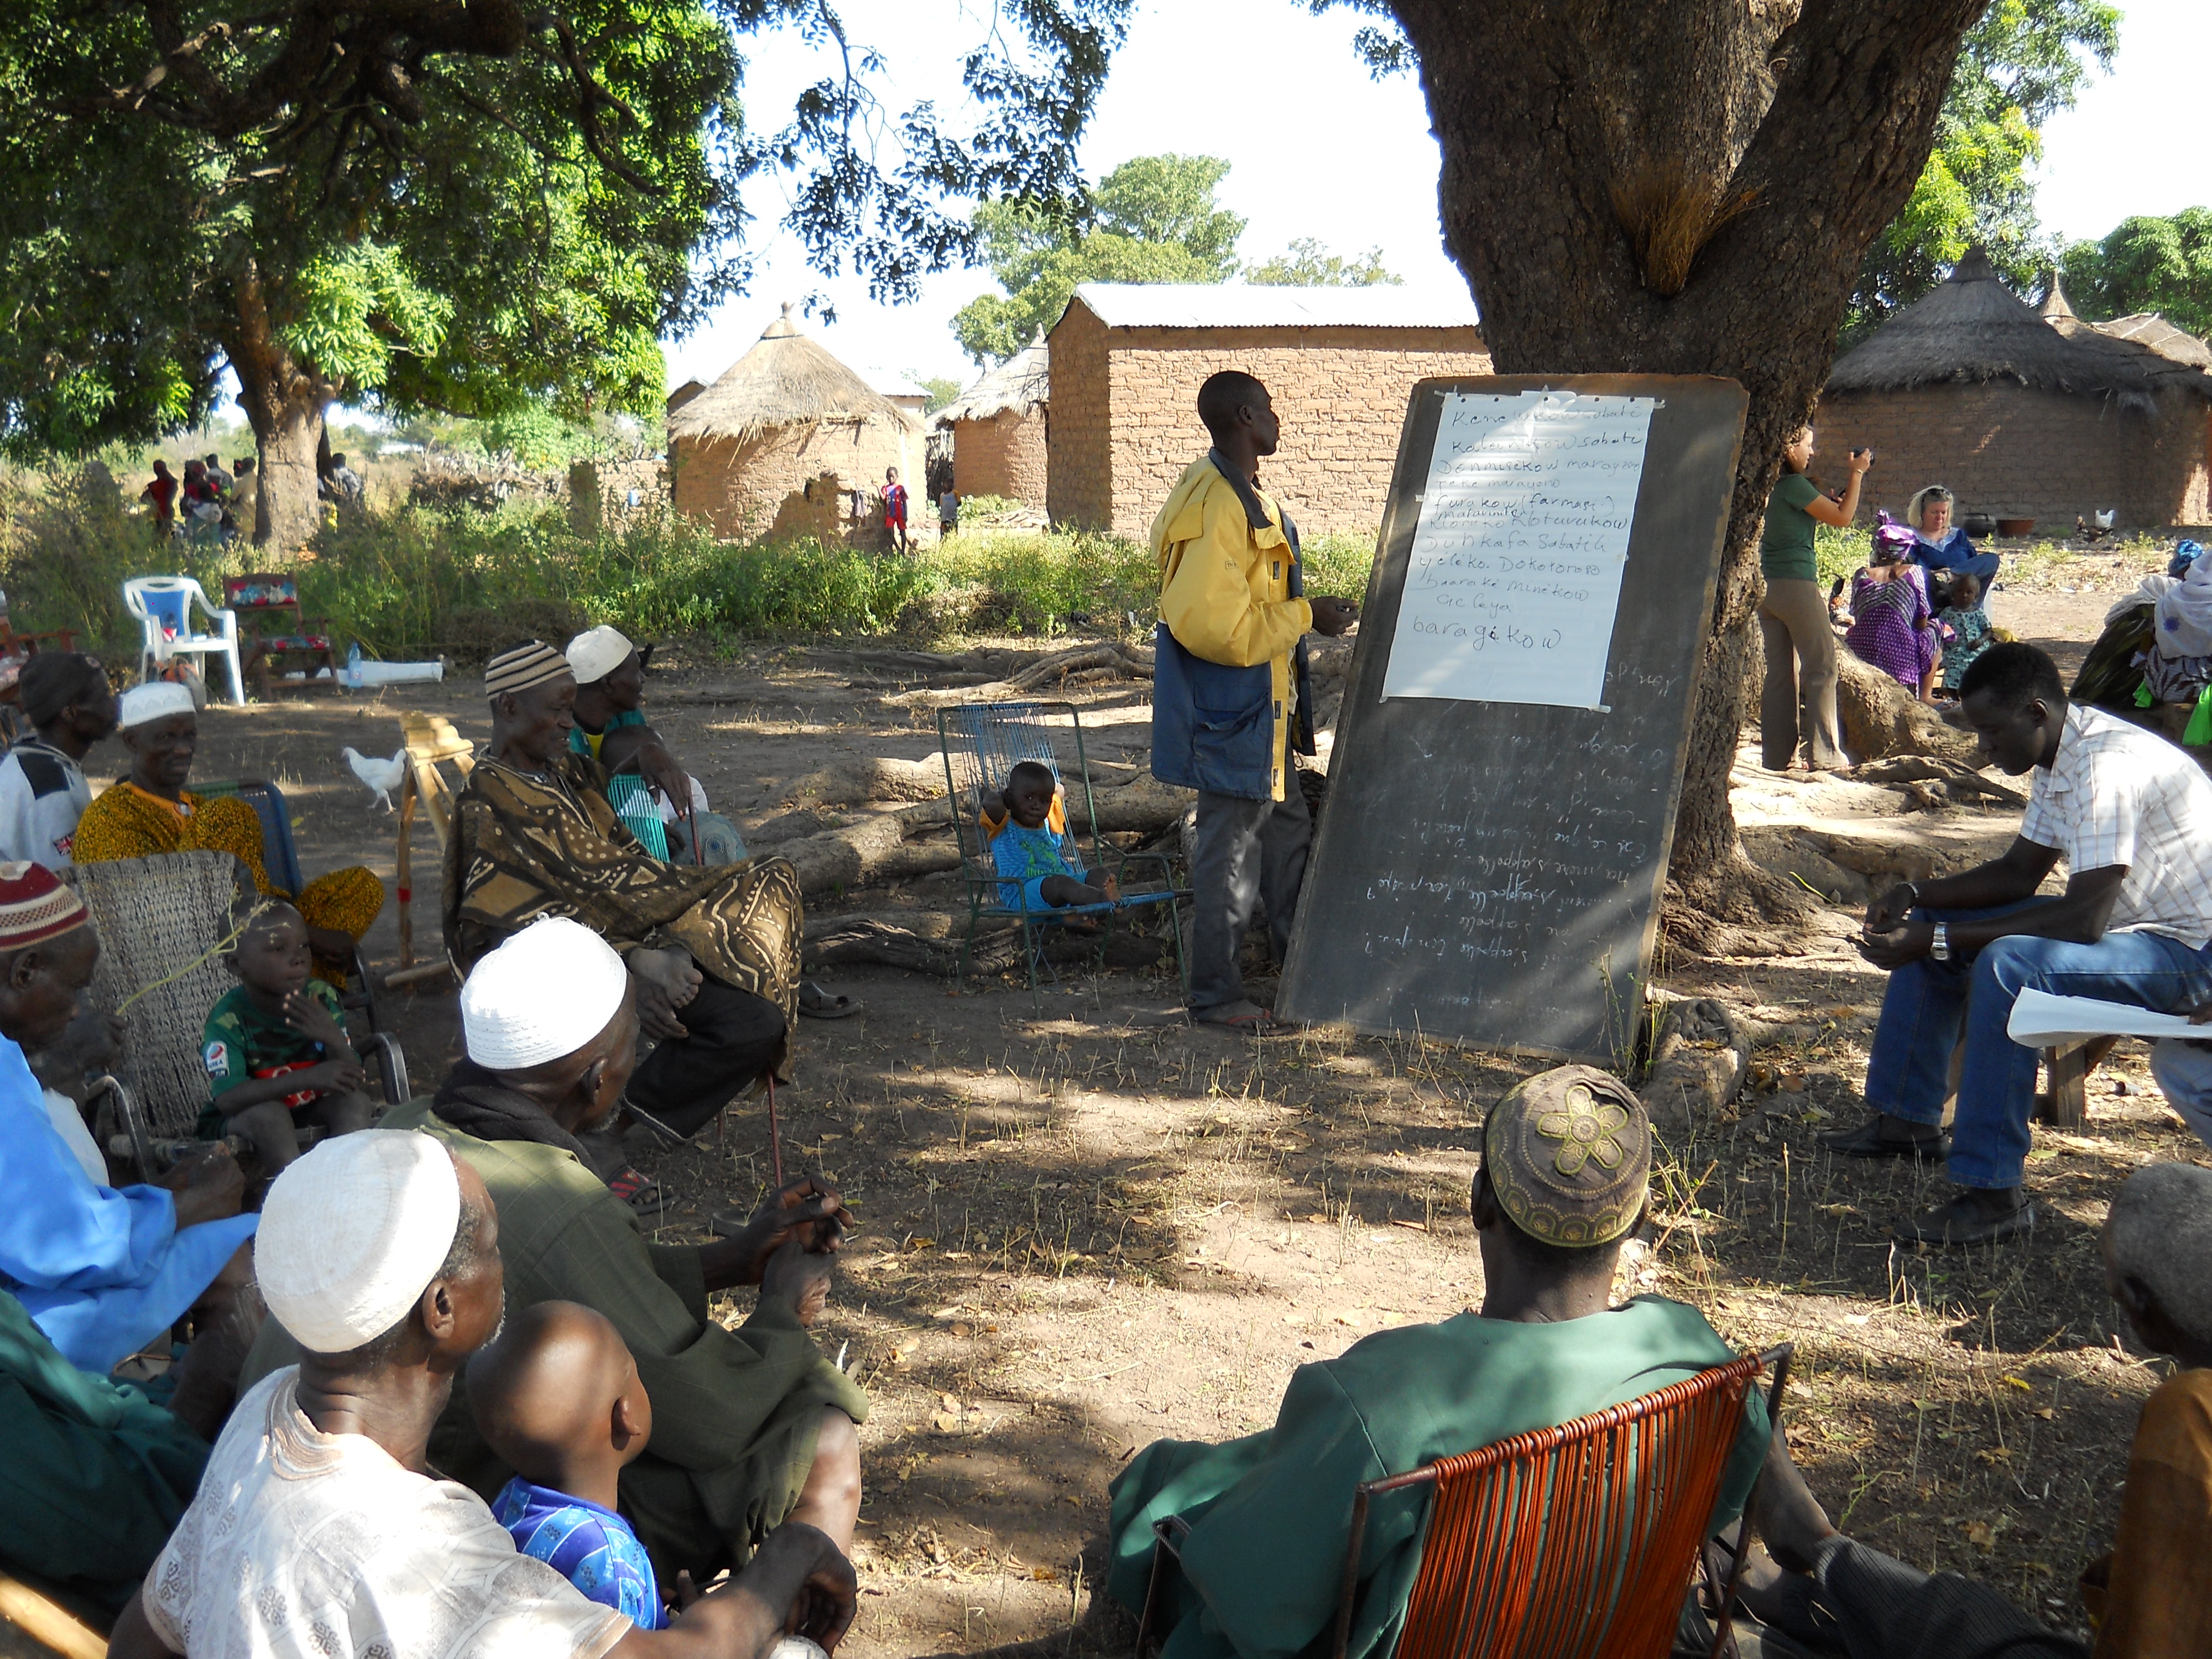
[342,747,408,812]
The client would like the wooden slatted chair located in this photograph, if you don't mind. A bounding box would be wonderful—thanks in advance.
[1138,1345,1792,1659]
[389,712,477,987]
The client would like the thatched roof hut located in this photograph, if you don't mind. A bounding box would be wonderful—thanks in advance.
[1814,249,2212,531]
[669,305,923,542]
[936,336,1050,509]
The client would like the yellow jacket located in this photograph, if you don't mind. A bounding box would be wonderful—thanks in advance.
[1152,455,1312,801]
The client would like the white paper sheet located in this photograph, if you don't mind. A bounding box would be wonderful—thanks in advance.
[2007,988,2210,1048]
[1380,390,1656,709]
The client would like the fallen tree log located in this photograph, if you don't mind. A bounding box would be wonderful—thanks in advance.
[881,639,1156,708]
[763,778,1195,896]
[775,756,946,808]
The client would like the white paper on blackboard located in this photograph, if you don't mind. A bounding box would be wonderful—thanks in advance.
[1380,389,1656,709]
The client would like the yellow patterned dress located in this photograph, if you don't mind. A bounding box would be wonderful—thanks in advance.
[72,784,384,977]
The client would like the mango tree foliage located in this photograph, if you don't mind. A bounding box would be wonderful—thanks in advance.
[2060,210,2212,338]
[1843,0,2119,339]
[0,0,1130,545]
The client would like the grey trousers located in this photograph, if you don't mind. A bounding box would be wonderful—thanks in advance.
[1679,1536,2086,1659]
[1188,785,1312,1013]
[1759,578,1848,770]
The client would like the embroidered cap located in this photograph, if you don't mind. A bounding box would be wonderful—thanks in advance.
[0,862,88,950]
[460,915,630,1070]
[256,1131,463,1354]
[117,681,195,728]
[565,625,636,687]
[1481,1065,1651,1248]
[484,640,574,698]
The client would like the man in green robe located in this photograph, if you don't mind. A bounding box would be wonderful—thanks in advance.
[0,1290,218,1612]
[1107,1066,1768,1659]
[243,915,867,1585]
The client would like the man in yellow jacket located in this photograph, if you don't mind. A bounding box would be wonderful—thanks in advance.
[1151,371,1359,1031]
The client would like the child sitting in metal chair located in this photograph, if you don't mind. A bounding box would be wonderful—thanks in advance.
[987,760,1118,912]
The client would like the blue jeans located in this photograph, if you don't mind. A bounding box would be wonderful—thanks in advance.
[1865,901,2212,1187]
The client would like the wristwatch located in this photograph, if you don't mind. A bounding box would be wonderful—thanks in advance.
[1930,922,1952,962]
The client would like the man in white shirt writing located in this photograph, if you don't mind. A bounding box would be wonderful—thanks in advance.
[1824,643,2212,1248]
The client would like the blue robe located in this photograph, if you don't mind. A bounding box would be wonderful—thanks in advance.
[0,1036,258,1374]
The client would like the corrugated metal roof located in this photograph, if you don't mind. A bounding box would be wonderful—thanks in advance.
[1063,283,1481,332]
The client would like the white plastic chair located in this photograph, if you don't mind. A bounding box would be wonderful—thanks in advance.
[122,576,244,706]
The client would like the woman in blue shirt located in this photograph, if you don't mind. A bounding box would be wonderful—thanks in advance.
[1905,485,2000,602]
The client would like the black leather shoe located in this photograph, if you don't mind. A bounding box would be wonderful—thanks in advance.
[1894,1188,2033,1249]
[1819,1116,1948,1161]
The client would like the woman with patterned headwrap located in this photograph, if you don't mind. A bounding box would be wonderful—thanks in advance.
[70,684,384,975]
[1105,1066,1768,1659]
[443,641,804,1185]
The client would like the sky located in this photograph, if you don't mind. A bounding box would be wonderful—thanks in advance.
[664,0,2212,403]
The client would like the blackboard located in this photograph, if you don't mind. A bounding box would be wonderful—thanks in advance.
[1275,374,1747,1062]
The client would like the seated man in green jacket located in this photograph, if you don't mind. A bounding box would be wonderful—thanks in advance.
[244,914,867,1583]
[0,1287,250,1614]
[1107,1066,1767,1659]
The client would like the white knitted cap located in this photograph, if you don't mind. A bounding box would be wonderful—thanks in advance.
[255,1131,462,1354]
[117,682,195,728]
[460,915,630,1070]
[565,625,635,687]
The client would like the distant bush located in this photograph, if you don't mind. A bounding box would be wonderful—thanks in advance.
[0,461,1387,661]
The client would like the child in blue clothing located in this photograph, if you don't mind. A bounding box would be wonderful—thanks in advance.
[988,760,1117,912]
[468,1301,671,1629]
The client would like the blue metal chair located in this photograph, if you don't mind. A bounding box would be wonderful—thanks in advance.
[936,701,1188,997]
[196,776,383,1033]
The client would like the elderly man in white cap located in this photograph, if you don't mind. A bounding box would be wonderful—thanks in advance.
[565,626,745,869]
[113,1129,859,1659]
[241,916,868,1593]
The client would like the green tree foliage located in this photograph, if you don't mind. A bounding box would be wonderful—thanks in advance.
[2059,210,2212,336]
[0,0,1130,543]
[953,155,1405,362]
[953,154,1245,363]
[916,375,966,414]
[1246,238,1401,286]
[1843,0,2119,340]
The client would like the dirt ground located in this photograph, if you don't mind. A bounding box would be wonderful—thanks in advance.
[166,536,2199,1656]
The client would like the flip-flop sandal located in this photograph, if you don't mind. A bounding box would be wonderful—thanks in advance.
[607,1166,671,1212]
[797,980,862,1020]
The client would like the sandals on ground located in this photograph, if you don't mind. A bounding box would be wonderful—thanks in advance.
[797,980,862,1020]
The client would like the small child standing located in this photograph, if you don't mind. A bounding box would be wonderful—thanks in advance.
[469,1301,667,1629]
[201,898,373,1171]
[1936,571,1996,696]
[988,760,1117,912]
[883,466,910,555]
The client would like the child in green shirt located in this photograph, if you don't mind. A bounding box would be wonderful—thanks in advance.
[200,899,374,1170]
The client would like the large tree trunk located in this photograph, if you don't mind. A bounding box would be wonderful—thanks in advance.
[224,263,341,552]
[1391,0,1989,933]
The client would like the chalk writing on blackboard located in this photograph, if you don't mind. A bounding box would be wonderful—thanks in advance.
[1379,390,1656,709]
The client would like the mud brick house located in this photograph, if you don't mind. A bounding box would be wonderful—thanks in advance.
[937,335,1050,510]
[1813,249,2212,533]
[1045,284,1490,536]
[667,305,923,543]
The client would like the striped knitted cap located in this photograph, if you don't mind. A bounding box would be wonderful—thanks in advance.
[483,640,573,698]
[0,862,89,950]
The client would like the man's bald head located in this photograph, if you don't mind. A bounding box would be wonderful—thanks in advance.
[466,1300,649,1490]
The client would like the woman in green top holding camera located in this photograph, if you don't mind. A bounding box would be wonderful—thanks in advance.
[1758,424,1871,771]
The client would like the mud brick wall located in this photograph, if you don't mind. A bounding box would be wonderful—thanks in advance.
[1047,312,1493,537]
[1812,384,2212,533]
[671,417,919,541]
[951,408,1049,508]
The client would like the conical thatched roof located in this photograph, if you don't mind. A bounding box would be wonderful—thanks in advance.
[670,304,924,444]
[1826,248,2158,409]
[2036,274,2075,321]
[936,336,1049,427]
[2039,290,2212,401]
